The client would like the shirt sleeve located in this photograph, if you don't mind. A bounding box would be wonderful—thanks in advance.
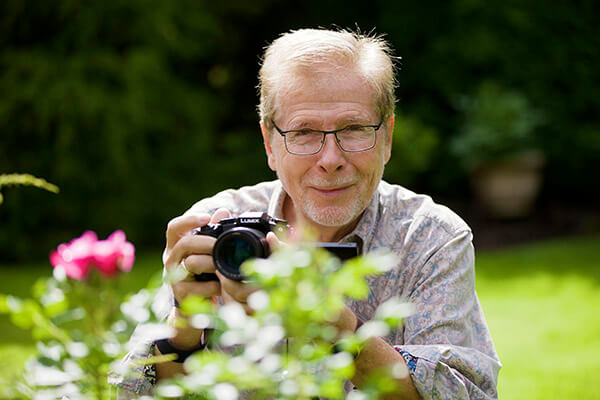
[108,341,156,397]
[108,283,174,395]
[396,229,501,400]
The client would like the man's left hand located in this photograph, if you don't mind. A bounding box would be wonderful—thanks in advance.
[217,271,259,314]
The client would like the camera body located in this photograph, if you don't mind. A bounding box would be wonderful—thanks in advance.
[193,211,358,281]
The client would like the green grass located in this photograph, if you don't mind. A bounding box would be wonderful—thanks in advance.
[1,235,599,399]
[475,234,600,400]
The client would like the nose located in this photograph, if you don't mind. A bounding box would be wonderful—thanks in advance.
[316,134,346,173]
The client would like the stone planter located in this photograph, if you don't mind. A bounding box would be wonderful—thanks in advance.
[471,150,545,218]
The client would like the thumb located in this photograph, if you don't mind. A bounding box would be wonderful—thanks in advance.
[210,208,232,224]
[266,231,286,251]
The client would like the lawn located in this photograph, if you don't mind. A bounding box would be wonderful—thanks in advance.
[1,234,599,399]
[474,234,600,399]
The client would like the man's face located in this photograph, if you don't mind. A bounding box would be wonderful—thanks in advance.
[261,67,393,238]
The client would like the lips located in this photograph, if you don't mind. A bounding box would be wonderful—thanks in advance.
[310,185,352,197]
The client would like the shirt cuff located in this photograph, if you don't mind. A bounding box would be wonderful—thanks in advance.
[394,345,418,373]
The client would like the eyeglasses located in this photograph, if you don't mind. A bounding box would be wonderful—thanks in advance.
[271,120,383,155]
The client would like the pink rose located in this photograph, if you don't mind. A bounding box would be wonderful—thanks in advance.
[50,230,135,280]
[50,231,97,280]
[93,230,135,277]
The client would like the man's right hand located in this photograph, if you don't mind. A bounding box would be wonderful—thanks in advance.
[156,208,231,380]
[163,210,229,305]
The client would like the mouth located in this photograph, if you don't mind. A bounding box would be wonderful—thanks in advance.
[310,184,353,197]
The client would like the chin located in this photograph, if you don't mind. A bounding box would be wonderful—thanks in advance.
[303,203,361,228]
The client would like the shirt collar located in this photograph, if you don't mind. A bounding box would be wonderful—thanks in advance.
[267,181,287,220]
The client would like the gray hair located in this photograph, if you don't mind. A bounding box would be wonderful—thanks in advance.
[258,28,398,129]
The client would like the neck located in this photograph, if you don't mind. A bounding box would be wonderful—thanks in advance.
[282,195,360,242]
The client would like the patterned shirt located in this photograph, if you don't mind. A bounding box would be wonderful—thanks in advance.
[111,180,501,399]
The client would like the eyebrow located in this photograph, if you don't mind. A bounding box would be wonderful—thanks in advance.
[289,118,371,130]
[292,121,316,129]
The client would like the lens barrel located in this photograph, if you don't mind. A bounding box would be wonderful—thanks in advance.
[212,227,269,281]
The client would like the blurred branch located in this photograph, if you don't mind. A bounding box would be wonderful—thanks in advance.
[0,173,59,205]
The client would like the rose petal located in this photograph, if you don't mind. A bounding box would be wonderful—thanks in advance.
[108,230,126,243]
[67,232,97,264]
[49,232,99,280]
[119,242,135,272]
[93,240,120,276]
[60,260,90,280]
[49,250,62,268]
[50,230,135,279]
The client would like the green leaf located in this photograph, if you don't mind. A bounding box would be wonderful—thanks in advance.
[32,325,54,341]
[0,294,10,313]
[319,377,345,399]
[10,299,41,330]
[373,297,414,328]
[4,295,23,313]
[180,295,214,315]
[32,278,50,300]
[330,271,370,299]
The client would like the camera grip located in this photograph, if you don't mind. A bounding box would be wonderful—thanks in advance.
[194,272,218,282]
[192,225,220,238]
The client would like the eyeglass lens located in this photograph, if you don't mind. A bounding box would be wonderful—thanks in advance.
[285,126,377,154]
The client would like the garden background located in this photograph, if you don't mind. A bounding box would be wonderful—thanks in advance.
[1,0,599,399]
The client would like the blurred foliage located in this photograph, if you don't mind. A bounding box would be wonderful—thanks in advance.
[0,0,274,261]
[450,82,544,171]
[1,0,599,261]
[0,265,160,399]
[377,0,600,194]
[163,245,409,399]
[384,114,439,187]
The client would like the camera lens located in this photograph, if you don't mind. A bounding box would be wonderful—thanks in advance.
[213,227,269,281]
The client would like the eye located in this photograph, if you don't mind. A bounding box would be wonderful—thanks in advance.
[289,129,321,137]
[286,130,321,144]
[340,126,372,138]
[293,130,314,136]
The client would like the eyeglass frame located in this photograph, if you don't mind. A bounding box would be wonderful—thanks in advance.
[270,119,384,155]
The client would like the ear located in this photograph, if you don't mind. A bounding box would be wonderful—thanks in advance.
[260,121,277,172]
[383,114,394,164]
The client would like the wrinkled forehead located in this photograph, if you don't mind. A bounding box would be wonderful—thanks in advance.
[273,64,377,120]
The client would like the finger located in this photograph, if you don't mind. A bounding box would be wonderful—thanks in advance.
[165,213,211,251]
[276,224,302,244]
[182,254,216,275]
[164,234,216,272]
[288,224,305,242]
[209,208,232,224]
[217,271,259,303]
[336,306,359,335]
[221,289,254,315]
[172,280,221,305]
[266,231,286,251]
[165,208,231,270]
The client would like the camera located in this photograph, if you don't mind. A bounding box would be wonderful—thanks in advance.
[192,212,358,281]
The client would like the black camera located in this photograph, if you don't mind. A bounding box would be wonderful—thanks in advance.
[192,212,358,281]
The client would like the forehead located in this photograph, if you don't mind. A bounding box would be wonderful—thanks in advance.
[275,67,377,126]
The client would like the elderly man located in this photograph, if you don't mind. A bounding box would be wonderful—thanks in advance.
[114,28,501,399]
